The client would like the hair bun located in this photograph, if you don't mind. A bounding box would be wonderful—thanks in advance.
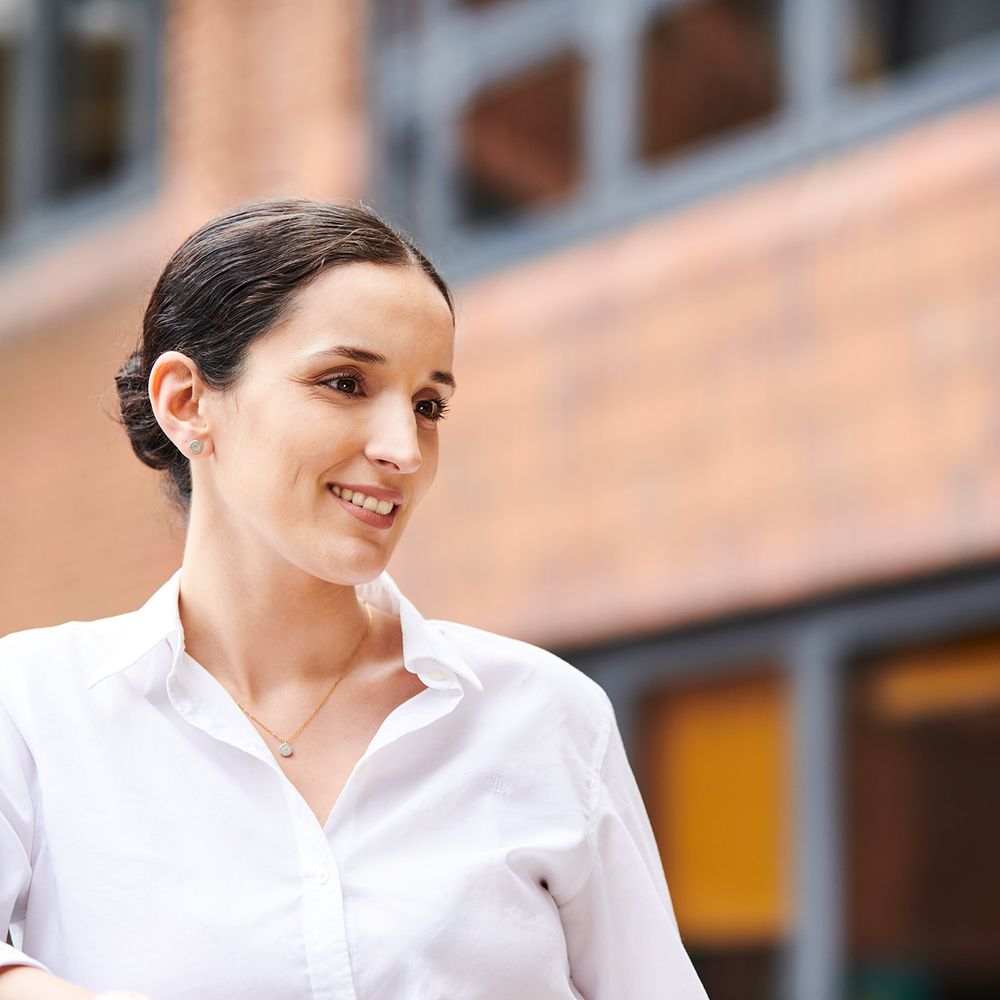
[114,350,146,390]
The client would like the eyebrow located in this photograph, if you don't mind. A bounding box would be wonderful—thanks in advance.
[306,345,457,391]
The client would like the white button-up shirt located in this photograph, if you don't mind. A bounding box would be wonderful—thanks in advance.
[0,567,708,999]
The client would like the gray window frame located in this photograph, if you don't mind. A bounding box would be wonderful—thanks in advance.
[0,0,165,264]
[367,0,1000,283]
[564,560,1000,1000]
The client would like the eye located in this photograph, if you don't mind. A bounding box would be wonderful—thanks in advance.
[415,397,450,423]
[322,374,365,396]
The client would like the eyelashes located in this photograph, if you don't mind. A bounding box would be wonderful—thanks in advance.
[419,396,450,422]
[320,372,450,423]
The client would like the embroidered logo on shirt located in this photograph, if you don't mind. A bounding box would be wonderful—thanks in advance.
[489,773,507,794]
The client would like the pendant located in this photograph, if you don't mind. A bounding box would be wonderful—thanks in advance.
[278,741,293,758]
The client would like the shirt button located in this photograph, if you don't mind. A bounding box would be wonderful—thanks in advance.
[315,868,330,885]
[428,668,448,682]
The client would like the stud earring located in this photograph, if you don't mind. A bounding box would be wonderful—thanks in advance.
[188,440,204,454]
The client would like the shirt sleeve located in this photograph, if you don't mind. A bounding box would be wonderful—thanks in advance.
[558,696,708,1000]
[0,694,53,975]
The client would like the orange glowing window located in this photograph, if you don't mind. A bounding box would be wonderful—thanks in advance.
[638,668,790,999]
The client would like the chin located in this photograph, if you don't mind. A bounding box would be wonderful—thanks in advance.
[321,544,393,585]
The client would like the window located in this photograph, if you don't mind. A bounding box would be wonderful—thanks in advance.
[638,0,782,164]
[457,50,585,225]
[844,634,1000,999]
[0,0,162,246]
[638,668,791,1000]
[848,0,1000,83]
[369,0,1000,279]
[51,0,132,198]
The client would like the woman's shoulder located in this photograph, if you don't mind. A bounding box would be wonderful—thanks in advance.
[430,617,614,726]
[0,610,137,696]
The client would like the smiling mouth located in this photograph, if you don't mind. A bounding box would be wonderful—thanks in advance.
[329,484,397,515]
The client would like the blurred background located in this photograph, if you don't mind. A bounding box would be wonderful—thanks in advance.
[1,1,1000,998]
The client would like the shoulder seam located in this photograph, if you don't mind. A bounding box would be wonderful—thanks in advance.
[553,687,615,907]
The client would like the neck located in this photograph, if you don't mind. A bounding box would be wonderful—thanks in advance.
[176,539,376,707]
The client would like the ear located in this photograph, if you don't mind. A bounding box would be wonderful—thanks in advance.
[148,351,213,457]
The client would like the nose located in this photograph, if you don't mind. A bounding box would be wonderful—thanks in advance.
[364,396,423,474]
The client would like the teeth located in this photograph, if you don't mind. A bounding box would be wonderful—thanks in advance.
[330,484,395,515]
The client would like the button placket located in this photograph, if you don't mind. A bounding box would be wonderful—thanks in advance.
[278,786,356,999]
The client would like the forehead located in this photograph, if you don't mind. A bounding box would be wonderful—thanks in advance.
[257,261,455,365]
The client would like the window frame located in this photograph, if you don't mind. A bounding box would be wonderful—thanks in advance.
[367,0,1000,283]
[0,0,165,264]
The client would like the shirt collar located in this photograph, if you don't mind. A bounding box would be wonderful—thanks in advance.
[87,566,483,693]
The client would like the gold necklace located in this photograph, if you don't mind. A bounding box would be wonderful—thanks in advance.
[236,600,373,759]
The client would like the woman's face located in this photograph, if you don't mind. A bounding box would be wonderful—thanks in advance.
[191,261,456,584]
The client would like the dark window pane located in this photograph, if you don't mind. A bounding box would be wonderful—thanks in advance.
[456,51,585,226]
[454,0,512,10]
[374,0,424,39]
[844,635,1000,999]
[638,0,781,164]
[49,0,130,199]
[0,37,13,225]
[686,944,783,1000]
[849,0,1000,84]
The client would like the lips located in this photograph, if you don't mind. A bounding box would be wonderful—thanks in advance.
[328,484,399,529]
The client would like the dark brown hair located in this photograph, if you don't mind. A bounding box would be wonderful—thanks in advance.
[114,198,454,514]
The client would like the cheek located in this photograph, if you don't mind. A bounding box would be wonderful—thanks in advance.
[421,437,441,484]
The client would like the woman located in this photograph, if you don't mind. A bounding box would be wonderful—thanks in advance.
[0,200,708,1000]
